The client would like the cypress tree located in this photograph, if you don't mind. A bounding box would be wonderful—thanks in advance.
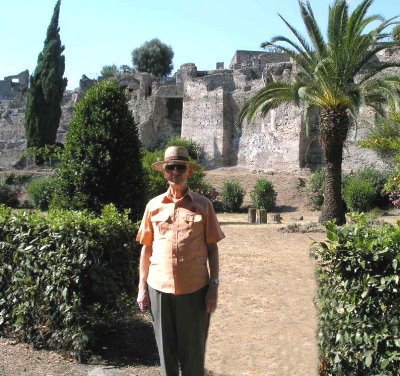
[25,0,67,149]
[54,81,147,220]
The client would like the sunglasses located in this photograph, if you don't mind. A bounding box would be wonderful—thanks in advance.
[165,164,187,172]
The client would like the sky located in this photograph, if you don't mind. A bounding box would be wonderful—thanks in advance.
[0,0,398,90]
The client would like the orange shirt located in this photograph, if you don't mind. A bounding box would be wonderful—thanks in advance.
[136,189,225,295]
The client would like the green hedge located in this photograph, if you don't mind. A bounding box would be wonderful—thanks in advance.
[343,178,376,212]
[315,214,400,375]
[0,204,139,360]
[250,179,277,211]
[220,180,245,212]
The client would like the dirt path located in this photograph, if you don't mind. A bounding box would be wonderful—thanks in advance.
[205,213,325,376]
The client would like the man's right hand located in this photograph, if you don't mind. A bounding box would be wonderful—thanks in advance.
[137,286,150,312]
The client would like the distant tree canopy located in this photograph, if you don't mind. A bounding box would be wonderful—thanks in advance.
[25,0,67,150]
[100,64,119,78]
[131,38,174,77]
[100,64,134,78]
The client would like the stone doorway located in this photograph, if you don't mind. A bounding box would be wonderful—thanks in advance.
[151,96,183,149]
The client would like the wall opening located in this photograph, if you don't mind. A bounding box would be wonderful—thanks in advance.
[299,111,323,170]
[165,97,183,133]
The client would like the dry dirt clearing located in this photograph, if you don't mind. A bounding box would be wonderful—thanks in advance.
[205,212,325,376]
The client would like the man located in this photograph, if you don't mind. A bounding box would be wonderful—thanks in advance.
[136,146,225,376]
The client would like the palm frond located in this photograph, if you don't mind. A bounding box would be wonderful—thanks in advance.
[274,14,314,55]
[300,1,326,56]
[358,62,400,85]
[238,82,299,125]
[267,35,311,56]
[327,0,349,54]
[261,42,315,77]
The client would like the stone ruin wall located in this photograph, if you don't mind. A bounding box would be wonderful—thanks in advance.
[0,49,399,173]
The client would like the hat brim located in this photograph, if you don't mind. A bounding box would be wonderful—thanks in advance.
[151,159,201,172]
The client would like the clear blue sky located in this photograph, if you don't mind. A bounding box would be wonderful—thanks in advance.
[0,0,398,90]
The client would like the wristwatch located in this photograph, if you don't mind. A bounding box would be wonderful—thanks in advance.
[210,278,220,286]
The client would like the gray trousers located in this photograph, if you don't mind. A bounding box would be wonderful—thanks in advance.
[148,285,210,376]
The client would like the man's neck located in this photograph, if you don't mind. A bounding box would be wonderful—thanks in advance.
[168,185,188,201]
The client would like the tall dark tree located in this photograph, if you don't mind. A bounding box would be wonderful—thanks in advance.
[239,0,400,225]
[54,81,147,220]
[131,38,174,77]
[25,0,67,149]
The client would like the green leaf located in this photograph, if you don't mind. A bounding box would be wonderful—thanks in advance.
[365,350,374,367]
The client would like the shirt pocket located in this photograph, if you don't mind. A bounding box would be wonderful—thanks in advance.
[182,213,203,238]
[151,212,171,238]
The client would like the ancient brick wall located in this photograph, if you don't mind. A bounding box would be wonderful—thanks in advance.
[0,50,399,173]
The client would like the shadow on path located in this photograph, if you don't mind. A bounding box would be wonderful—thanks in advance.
[89,315,159,367]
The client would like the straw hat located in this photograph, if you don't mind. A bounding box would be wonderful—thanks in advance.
[151,146,201,172]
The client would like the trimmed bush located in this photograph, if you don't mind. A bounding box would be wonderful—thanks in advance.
[250,179,276,211]
[315,214,400,374]
[306,169,325,210]
[343,178,376,212]
[27,176,56,211]
[0,204,139,360]
[0,183,19,208]
[142,148,217,205]
[54,81,146,220]
[220,180,245,212]
[166,136,201,162]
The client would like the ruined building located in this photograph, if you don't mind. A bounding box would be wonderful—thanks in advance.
[0,50,398,171]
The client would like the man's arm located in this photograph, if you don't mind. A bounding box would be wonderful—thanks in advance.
[206,243,219,313]
[137,244,152,312]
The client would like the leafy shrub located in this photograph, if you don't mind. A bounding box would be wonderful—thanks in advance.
[343,178,376,212]
[54,81,146,220]
[220,180,245,212]
[356,167,389,208]
[166,136,201,162]
[142,149,168,198]
[0,204,139,360]
[250,179,276,210]
[0,183,19,208]
[27,176,55,211]
[22,144,63,166]
[2,173,31,186]
[142,148,216,204]
[383,165,400,208]
[306,169,325,210]
[315,214,400,375]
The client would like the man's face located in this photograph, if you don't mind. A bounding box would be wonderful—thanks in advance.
[163,163,191,188]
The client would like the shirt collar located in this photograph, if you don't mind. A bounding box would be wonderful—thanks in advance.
[162,187,194,203]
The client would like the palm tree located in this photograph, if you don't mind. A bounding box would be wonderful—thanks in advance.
[239,0,400,224]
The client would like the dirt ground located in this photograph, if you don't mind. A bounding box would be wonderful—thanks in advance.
[0,168,326,376]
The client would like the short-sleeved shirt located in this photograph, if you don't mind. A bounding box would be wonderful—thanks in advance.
[136,188,225,295]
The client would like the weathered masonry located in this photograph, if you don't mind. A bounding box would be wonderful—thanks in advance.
[0,49,398,171]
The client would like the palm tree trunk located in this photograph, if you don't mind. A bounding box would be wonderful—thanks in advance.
[319,108,349,225]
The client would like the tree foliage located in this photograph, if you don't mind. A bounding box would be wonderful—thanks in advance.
[54,81,146,220]
[239,0,400,225]
[131,38,174,77]
[100,64,119,78]
[24,0,67,149]
[359,109,400,160]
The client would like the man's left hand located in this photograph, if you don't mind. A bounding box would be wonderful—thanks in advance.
[206,285,218,313]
